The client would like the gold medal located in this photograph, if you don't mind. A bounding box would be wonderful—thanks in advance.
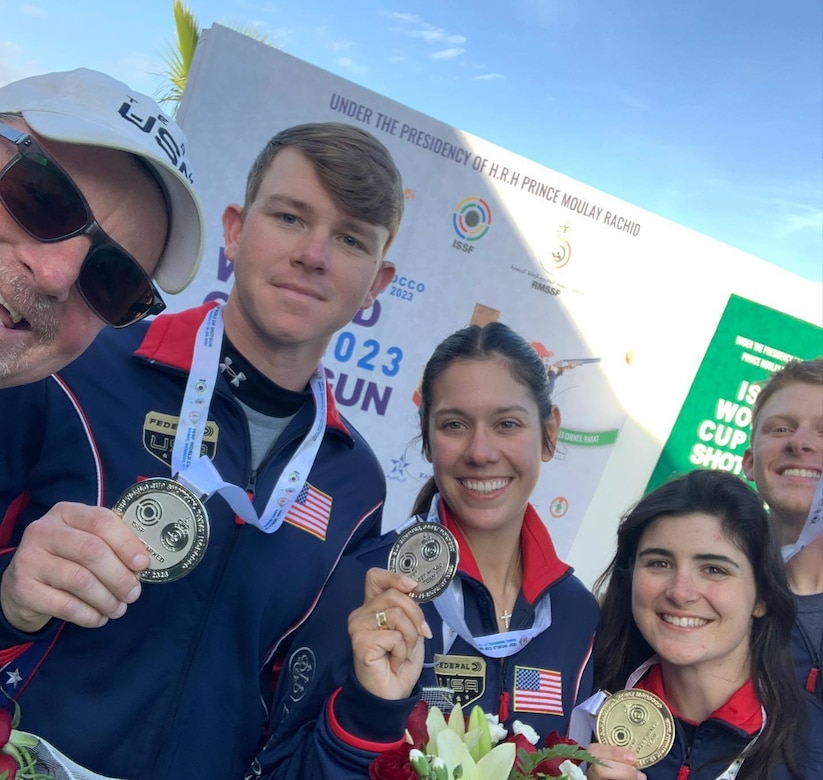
[595,689,675,769]
[113,477,209,583]
[388,522,459,602]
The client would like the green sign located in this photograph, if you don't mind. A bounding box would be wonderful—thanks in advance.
[558,428,619,446]
[647,294,822,492]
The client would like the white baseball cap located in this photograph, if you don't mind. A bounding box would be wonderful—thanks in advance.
[0,68,205,294]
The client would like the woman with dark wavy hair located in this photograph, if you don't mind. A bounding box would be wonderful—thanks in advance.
[584,469,823,780]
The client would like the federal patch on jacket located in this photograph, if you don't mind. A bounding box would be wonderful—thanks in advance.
[284,482,332,540]
[433,654,486,709]
[513,666,563,715]
[143,411,219,466]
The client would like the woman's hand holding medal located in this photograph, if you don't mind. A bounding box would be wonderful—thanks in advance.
[347,568,432,701]
[0,502,149,632]
[581,742,645,780]
[583,688,674,778]
[347,520,460,700]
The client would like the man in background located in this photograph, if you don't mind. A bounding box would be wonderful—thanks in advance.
[743,357,823,699]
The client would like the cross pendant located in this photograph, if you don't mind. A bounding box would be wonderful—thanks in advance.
[500,609,512,630]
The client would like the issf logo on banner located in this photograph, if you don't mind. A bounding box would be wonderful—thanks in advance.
[452,196,492,253]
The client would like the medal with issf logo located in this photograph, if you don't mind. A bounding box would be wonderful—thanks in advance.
[595,689,675,768]
[388,522,459,602]
[113,476,209,583]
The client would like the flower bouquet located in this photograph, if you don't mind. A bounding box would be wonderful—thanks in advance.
[0,702,123,780]
[369,701,598,780]
[0,705,51,780]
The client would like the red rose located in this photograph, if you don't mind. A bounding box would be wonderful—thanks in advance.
[405,700,430,749]
[506,733,537,772]
[0,710,11,749]
[545,730,583,766]
[368,744,416,780]
[544,730,577,750]
[533,755,568,777]
[508,733,537,754]
[0,751,17,780]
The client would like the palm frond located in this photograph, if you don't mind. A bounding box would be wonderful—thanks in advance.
[155,1,278,110]
[156,0,201,108]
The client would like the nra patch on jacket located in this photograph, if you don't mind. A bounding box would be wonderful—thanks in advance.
[143,412,218,466]
[286,646,316,703]
[433,654,486,709]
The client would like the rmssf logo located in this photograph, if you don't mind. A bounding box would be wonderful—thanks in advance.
[539,223,572,273]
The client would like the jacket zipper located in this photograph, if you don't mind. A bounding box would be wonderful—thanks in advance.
[795,617,822,694]
[676,746,691,780]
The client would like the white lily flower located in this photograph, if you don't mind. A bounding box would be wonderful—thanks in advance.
[433,728,516,780]
[476,741,516,779]
[425,705,449,753]
[447,702,467,739]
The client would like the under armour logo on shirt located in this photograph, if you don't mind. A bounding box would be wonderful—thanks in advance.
[219,356,247,388]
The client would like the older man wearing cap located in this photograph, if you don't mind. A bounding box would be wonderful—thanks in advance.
[0,68,205,776]
[0,67,204,388]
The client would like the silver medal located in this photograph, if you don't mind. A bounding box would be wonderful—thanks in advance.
[388,522,459,602]
[113,477,209,583]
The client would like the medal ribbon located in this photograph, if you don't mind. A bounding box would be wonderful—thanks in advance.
[782,475,823,562]
[568,657,766,779]
[171,304,327,533]
[409,495,553,660]
[434,578,552,659]
[712,710,765,780]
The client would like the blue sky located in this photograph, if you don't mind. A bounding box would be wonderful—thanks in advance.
[2,0,821,281]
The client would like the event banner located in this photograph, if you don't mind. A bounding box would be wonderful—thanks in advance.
[647,294,822,491]
[172,26,821,568]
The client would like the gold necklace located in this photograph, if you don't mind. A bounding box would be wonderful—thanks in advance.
[497,559,521,631]
[487,550,522,632]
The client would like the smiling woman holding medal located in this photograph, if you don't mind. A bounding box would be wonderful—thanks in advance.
[575,469,823,780]
[254,322,599,778]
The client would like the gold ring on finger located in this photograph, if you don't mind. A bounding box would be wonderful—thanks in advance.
[375,610,389,630]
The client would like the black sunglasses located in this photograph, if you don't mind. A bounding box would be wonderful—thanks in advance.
[0,122,166,328]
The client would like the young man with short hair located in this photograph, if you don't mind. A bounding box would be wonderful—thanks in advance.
[743,357,823,699]
[0,121,404,778]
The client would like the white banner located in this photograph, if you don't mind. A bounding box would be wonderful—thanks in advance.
[170,26,823,580]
